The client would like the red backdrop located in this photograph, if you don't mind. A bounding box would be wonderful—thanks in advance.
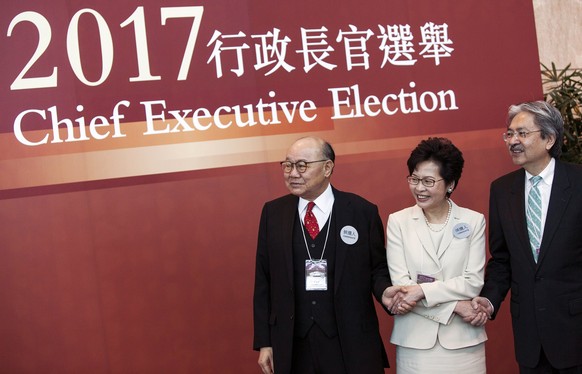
[1,0,540,372]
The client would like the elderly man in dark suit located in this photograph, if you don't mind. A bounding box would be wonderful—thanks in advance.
[472,101,582,373]
[253,136,408,374]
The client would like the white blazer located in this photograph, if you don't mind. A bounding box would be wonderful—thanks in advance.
[386,200,487,349]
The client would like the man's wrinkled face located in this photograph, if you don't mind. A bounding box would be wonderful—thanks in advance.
[283,138,332,201]
[505,112,555,175]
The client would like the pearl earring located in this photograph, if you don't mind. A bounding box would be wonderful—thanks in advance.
[447,188,453,193]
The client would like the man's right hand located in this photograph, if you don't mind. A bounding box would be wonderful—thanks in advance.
[455,300,488,326]
[468,296,494,326]
[382,285,416,314]
[258,347,274,374]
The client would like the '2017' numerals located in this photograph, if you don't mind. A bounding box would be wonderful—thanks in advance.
[7,6,204,90]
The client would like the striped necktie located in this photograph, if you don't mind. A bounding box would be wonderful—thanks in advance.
[526,175,543,262]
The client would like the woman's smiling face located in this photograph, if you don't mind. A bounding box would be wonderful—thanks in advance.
[409,160,450,210]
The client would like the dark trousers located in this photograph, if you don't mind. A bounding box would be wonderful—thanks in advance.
[290,324,347,374]
[520,348,582,374]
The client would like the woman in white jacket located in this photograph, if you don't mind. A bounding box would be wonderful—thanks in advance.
[386,137,488,373]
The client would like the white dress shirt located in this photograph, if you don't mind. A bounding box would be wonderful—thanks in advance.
[298,184,334,230]
[525,157,555,238]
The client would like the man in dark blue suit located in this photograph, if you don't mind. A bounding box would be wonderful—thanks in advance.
[253,136,408,374]
[473,101,582,373]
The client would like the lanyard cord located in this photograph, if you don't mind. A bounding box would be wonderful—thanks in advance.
[301,209,333,261]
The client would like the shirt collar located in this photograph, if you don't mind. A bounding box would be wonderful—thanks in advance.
[298,184,334,214]
[525,157,555,186]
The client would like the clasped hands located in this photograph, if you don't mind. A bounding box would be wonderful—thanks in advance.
[382,286,493,326]
[455,296,493,327]
[381,285,420,315]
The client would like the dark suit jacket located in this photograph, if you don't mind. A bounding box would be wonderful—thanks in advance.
[253,187,392,374]
[482,160,582,369]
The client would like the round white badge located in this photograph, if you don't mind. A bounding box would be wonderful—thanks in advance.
[453,223,471,239]
[340,225,358,245]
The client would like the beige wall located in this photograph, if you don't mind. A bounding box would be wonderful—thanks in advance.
[534,0,582,69]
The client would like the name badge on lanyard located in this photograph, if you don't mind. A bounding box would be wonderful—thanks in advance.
[305,259,328,291]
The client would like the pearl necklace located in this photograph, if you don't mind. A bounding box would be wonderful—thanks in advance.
[423,199,452,232]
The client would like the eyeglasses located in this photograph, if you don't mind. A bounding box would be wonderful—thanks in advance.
[502,129,542,141]
[280,160,328,173]
[407,176,444,187]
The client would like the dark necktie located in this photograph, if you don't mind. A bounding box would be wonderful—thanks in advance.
[304,202,319,239]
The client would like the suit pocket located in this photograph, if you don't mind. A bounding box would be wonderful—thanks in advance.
[511,281,519,296]
[569,297,582,316]
[510,301,520,317]
[510,296,520,318]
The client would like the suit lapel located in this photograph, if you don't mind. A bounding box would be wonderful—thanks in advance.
[538,161,572,265]
[508,169,540,268]
[411,205,440,265]
[506,169,536,266]
[279,195,299,288]
[331,189,350,295]
[412,203,458,262]
[437,202,458,258]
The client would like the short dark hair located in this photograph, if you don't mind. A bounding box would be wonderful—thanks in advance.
[507,101,564,158]
[407,137,464,195]
[322,140,335,162]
